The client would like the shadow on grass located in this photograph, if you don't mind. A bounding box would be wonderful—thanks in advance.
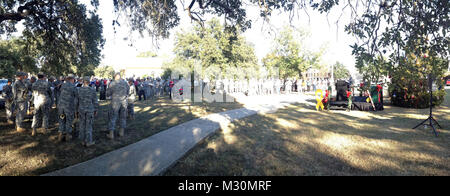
[165,96,450,176]
[0,96,244,176]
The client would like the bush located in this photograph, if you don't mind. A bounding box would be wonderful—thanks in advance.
[389,83,445,108]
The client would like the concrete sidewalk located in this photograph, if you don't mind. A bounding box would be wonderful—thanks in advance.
[44,94,309,176]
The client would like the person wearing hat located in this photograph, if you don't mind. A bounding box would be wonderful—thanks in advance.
[26,75,36,116]
[30,73,52,136]
[57,74,78,142]
[143,77,151,101]
[48,76,56,108]
[12,72,29,132]
[2,78,15,124]
[137,78,146,101]
[76,76,98,147]
[106,72,129,139]
[54,76,64,108]
[75,77,83,88]
[127,79,136,120]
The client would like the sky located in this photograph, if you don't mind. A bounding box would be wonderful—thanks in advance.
[84,0,359,75]
[9,0,358,75]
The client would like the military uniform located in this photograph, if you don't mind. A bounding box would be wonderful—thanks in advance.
[106,77,129,138]
[12,73,29,130]
[144,79,151,99]
[31,78,52,134]
[2,80,14,124]
[53,78,63,108]
[48,77,56,108]
[127,82,137,119]
[76,77,99,146]
[26,77,35,115]
[58,76,78,139]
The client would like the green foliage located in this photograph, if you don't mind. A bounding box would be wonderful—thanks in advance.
[333,0,450,106]
[262,26,324,79]
[344,1,449,83]
[0,38,37,78]
[164,18,260,81]
[333,61,350,80]
[1,0,105,76]
[355,55,390,86]
[2,0,448,85]
[111,0,350,41]
[94,65,115,79]
[388,53,448,108]
[390,85,446,109]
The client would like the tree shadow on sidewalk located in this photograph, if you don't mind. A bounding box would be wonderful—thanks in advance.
[0,96,244,176]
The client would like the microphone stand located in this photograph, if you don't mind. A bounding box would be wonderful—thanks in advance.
[412,73,441,136]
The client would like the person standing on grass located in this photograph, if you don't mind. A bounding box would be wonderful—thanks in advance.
[95,78,100,92]
[76,76,99,147]
[54,76,64,108]
[27,76,36,116]
[48,76,55,108]
[31,73,52,136]
[127,79,137,120]
[106,73,129,140]
[12,72,29,133]
[134,78,139,96]
[137,79,145,101]
[58,74,78,142]
[169,79,174,99]
[3,78,15,125]
[144,77,150,100]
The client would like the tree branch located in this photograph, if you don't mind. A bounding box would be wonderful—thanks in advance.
[0,1,40,23]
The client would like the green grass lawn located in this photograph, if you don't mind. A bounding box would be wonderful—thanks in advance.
[0,96,243,176]
[165,89,450,176]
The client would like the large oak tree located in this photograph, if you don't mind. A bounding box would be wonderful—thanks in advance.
[1,0,104,76]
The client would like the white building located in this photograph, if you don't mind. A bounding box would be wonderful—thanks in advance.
[110,57,165,79]
[304,67,331,81]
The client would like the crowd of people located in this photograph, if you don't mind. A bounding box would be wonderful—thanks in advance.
[132,77,175,101]
[167,77,333,97]
[2,71,334,147]
[2,72,136,147]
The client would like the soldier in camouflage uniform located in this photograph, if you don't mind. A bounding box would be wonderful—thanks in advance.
[127,79,137,120]
[27,76,36,115]
[2,79,15,124]
[31,73,53,136]
[48,76,56,108]
[54,76,64,108]
[106,73,129,139]
[57,74,78,142]
[76,76,99,147]
[12,72,29,132]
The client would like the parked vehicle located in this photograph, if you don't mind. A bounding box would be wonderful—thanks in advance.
[446,79,450,86]
[0,79,8,108]
[0,79,7,93]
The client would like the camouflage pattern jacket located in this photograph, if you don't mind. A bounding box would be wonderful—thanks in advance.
[2,84,13,103]
[58,82,78,112]
[128,84,136,103]
[107,79,129,103]
[12,80,29,103]
[32,80,52,105]
[76,85,99,113]
[54,80,63,91]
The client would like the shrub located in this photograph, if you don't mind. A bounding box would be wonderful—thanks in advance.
[389,78,446,108]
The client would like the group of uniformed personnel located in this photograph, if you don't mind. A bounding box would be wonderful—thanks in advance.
[2,71,134,147]
[135,77,168,101]
[190,78,291,96]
